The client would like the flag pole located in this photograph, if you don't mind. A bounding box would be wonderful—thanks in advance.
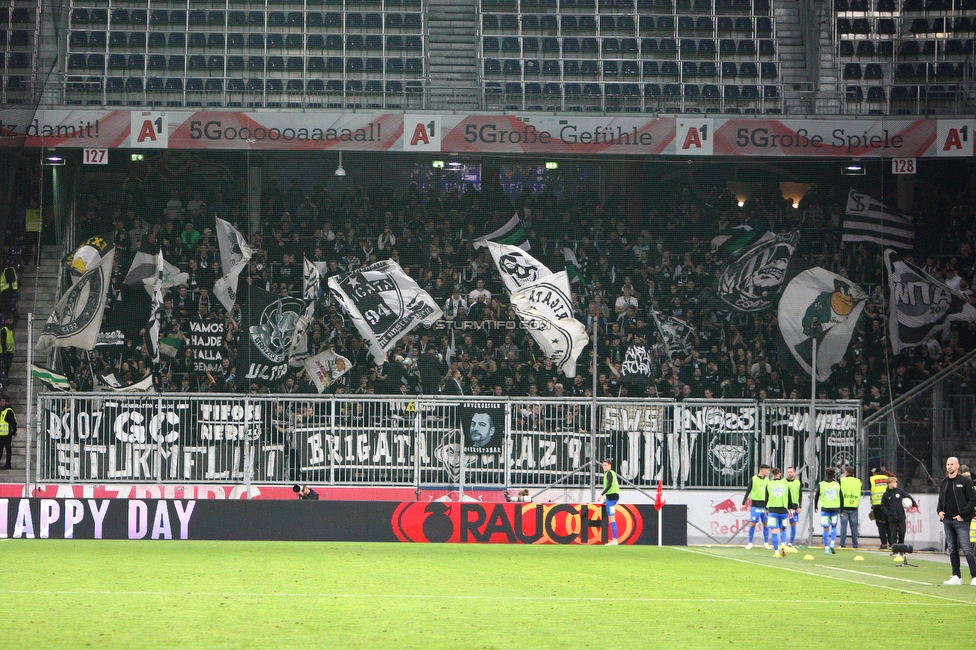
[590,317,598,504]
[24,313,33,497]
[808,318,819,545]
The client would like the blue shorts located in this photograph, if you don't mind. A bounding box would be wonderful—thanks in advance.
[789,511,799,525]
[821,511,839,527]
[768,512,789,530]
[749,507,767,524]
[605,498,618,517]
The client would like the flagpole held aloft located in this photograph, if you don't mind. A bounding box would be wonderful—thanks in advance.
[808,317,818,545]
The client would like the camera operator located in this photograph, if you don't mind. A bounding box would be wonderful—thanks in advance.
[293,484,319,500]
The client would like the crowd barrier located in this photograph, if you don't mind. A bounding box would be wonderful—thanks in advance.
[35,394,863,492]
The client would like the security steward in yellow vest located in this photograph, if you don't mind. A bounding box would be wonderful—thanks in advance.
[0,316,13,377]
[0,396,17,470]
[839,466,863,549]
[869,467,891,549]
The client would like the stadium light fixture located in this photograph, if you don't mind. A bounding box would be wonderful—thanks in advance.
[335,151,346,177]
[842,163,865,176]
[43,152,65,166]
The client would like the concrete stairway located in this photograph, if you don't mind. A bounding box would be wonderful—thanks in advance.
[772,0,811,114]
[427,0,481,111]
[0,244,60,485]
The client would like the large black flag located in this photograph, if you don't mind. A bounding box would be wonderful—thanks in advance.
[237,285,312,385]
[619,344,653,386]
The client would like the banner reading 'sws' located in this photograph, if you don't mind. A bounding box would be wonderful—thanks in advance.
[0,499,686,544]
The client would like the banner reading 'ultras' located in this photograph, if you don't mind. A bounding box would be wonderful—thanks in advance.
[3,109,974,156]
[0,498,686,544]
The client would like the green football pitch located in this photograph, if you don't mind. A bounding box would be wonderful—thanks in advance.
[3,541,974,648]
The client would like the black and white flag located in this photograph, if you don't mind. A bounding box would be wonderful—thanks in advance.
[619,344,653,386]
[328,260,443,365]
[509,271,588,377]
[485,242,551,293]
[652,311,694,360]
[124,251,188,295]
[237,284,313,384]
[885,249,976,353]
[843,189,915,250]
[711,230,799,312]
[212,217,253,312]
[36,234,116,355]
[146,251,165,365]
[303,256,321,301]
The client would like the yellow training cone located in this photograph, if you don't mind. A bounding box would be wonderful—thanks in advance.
[803,554,814,560]
[854,556,864,561]
[892,555,903,562]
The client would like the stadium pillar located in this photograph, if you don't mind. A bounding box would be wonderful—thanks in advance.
[248,165,262,235]
[807,319,819,545]
[896,174,914,214]
[626,160,642,235]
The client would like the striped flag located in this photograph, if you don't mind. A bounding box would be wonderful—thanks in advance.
[472,214,529,250]
[32,365,70,391]
[843,189,915,250]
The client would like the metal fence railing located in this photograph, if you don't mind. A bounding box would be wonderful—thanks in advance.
[34,393,862,491]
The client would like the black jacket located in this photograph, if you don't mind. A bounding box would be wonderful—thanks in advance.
[937,473,976,522]
[880,487,917,522]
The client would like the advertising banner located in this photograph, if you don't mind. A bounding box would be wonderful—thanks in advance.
[0,498,685,544]
[4,110,973,156]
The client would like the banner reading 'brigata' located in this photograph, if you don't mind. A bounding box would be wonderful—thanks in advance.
[2,109,973,157]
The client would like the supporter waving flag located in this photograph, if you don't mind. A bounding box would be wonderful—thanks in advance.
[212,217,253,312]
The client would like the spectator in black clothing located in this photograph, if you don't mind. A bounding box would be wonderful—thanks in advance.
[937,457,976,586]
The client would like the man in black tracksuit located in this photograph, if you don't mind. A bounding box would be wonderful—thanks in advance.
[937,456,976,585]
[880,476,917,546]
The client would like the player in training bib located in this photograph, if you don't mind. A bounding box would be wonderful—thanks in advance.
[815,467,842,555]
[741,464,771,550]
[600,459,621,546]
[785,466,802,550]
[765,468,797,557]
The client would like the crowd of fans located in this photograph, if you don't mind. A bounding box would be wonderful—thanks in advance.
[54,154,976,435]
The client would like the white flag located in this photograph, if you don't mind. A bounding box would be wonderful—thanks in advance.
[303,349,352,393]
[509,271,588,377]
[472,214,530,250]
[328,260,443,365]
[212,217,253,312]
[485,242,552,293]
[303,256,321,301]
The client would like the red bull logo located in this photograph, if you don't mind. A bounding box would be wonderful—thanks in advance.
[710,498,738,515]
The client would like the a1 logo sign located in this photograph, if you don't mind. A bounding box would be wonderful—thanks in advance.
[676,119,713,155]
[403,115,441,151]
[936,120,974,157]
[130,111,168,148]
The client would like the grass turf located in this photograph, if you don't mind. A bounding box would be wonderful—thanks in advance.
[3,541,974,648]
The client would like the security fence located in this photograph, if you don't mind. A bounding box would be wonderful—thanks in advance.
[35,393,862,491]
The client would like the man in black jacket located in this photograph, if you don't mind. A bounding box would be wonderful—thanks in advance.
[937,456,976,586]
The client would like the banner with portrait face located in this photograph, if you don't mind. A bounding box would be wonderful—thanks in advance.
[459,402,505,451]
